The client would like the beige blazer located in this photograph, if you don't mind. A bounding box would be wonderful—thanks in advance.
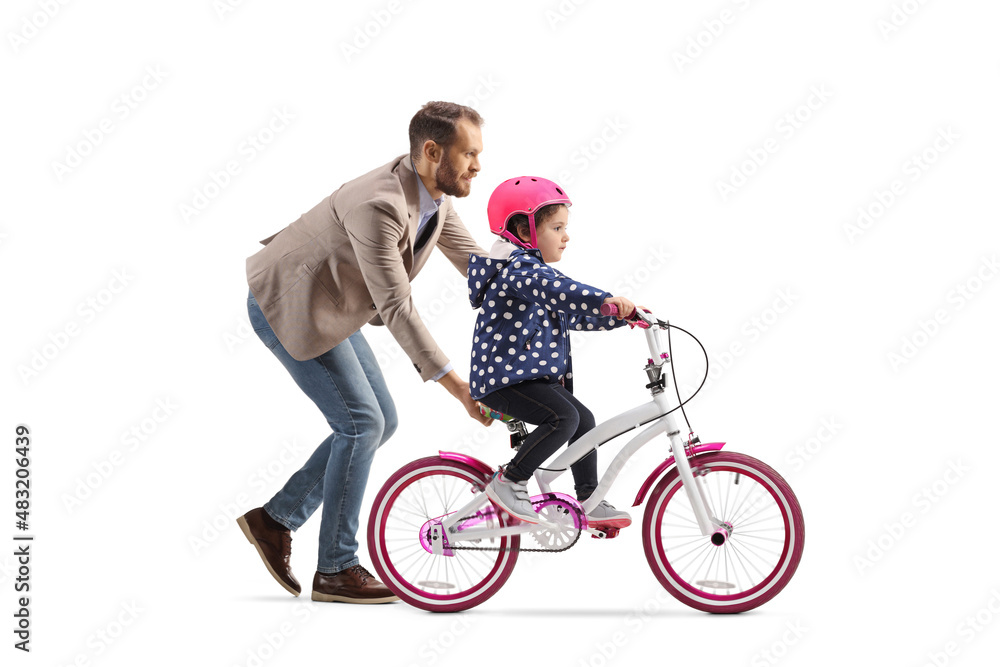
[246,155,486,381]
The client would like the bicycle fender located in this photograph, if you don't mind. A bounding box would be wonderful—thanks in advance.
[631,442,727,507]
[438,451,496,480]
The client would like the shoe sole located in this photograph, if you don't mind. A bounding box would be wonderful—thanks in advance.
[237,515,301,597]
[585,517,633,529]
[311,591,400,604]
[484,485,540,524]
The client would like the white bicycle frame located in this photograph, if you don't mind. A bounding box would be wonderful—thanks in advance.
[436,311,722,547]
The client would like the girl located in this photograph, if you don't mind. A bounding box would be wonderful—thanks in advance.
[468,176,636,527]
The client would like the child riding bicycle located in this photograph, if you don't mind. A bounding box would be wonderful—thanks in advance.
[468,176,637,527]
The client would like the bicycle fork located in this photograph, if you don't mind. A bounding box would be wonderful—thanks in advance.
[643,331,723,541]
[666,430,723,539]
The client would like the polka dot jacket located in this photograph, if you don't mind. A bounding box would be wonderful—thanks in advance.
[467,240,626,400]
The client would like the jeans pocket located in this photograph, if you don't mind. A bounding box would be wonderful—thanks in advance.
[247,297,282,350]
[258,329,281,351]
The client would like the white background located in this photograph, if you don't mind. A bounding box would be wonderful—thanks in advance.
[3,0,999,665]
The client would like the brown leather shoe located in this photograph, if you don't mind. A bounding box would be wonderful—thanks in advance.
[311,565,399,604]
[237,507,301,596]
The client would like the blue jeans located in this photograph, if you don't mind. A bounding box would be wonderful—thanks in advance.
[247,289,398,573]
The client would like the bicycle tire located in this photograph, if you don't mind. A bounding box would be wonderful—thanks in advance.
[642,452,804,613]
[367,456,520,612]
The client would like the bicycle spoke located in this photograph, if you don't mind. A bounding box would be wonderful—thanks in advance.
[716,470,731,520]
[393,494,431,520]
[726,538,772,581]
[430,475,449,514]
[442,478,467,513]
[725,476,761,524]
[673,539,714,574]
[729,491,774,526]
[663,534,712,552]
[735,511,782,531]
[452,552,478,589]
[664,508,700,526]
[722,542,743,594]
[734,532,785,543]
[390,543,429,566]
[387,506,432,527]
[683,541,717,581]
[439,475,466,515]
[660,522,703,532]
[729,536,783,559]
[387,540,425,555]
[386,518,425,533]
[701,542,722,589]
[723,541,758,593]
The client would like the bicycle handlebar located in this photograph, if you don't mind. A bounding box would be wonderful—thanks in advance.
[599,304,710,424]
[600,302,653,329]
[599,302,625,317]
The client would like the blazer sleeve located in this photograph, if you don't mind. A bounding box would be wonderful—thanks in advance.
[343,199,451,381]
[436,204,487,275]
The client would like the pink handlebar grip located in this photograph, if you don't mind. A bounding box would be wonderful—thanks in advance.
[600,302,650,329]
[600,302,638,319]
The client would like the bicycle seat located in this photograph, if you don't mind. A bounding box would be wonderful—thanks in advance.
[479,405,528,450]
[479,405,515,423]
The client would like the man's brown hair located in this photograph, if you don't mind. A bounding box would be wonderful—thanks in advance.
[409,101,484,163]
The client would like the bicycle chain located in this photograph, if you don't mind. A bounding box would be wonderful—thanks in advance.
[445,497,585,554]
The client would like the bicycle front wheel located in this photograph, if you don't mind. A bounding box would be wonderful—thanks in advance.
[367,456,519,612]
[642,452,804,613]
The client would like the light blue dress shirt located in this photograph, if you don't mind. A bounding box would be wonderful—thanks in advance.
[411,158,453,383]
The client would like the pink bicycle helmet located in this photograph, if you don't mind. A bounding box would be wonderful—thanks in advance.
[487,176,572,249]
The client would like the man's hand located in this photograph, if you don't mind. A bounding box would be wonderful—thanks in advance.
[437,370,493,426]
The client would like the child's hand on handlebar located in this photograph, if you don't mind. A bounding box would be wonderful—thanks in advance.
[602,296,637,319]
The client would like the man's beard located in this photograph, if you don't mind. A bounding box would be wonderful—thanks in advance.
[435,151,470,197]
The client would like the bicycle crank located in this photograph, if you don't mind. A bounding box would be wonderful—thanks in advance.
[419,493,587,554]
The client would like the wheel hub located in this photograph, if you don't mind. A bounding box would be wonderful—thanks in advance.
[711,521,734,546]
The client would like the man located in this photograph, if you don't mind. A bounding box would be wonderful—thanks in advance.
[238,101,492,604]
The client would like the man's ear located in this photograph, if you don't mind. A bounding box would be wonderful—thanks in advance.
[422,139,442,165]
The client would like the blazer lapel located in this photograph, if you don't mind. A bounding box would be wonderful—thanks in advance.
[398,158,422,260]
[426,198,449,249]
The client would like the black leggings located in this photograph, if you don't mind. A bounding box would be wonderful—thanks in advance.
[479,379,598,501]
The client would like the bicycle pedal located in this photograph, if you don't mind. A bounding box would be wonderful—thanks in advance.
[588,526,621,539]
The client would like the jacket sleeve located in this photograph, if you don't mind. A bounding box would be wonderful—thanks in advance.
[343,199,450,381]
[436,203,488,275]
[500,256,623,331]
[565,305,628,332]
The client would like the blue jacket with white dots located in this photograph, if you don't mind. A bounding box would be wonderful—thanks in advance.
[467,240,626,400]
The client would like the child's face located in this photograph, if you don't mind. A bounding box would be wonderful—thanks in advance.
[534,206,570,263]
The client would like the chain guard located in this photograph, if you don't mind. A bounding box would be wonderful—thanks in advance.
[447,492,586,554]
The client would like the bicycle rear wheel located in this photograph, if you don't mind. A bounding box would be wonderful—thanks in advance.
[367,456,519,612]
[642,452,804,613]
